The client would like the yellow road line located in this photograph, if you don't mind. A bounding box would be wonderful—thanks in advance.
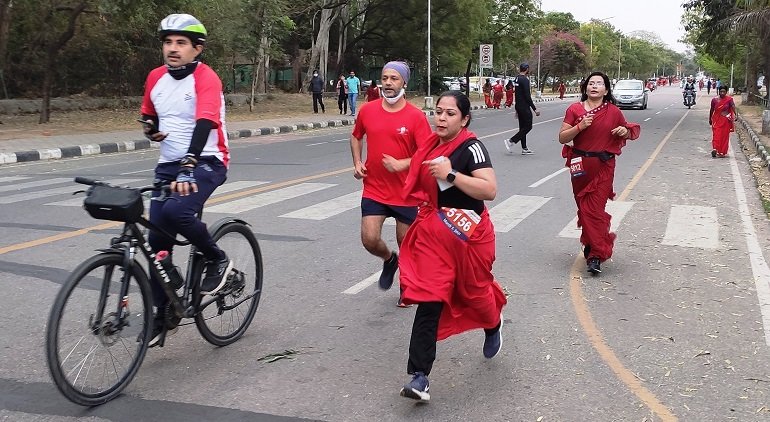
[569,111,690,422]
[0,167,352,256]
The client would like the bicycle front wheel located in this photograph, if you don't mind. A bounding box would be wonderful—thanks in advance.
[46,253,152,406]
[195,222,263,346]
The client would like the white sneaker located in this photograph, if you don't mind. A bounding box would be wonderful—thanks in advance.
[521,149,534,155]
[503,138,513,154]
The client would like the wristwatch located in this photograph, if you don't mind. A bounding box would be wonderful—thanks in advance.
[446,169,458,184]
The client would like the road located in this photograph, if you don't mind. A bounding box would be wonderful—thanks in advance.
[2,85,770,421]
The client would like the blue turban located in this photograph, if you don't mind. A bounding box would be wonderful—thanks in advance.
[383,61,410,85]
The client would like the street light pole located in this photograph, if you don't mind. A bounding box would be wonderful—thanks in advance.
[617,35,622,81]
[588,17,613,69]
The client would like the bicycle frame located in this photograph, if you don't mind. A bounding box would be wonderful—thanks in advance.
[100,215,221,324]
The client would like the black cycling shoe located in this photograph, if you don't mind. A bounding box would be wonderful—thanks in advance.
[201,254,233,296]
[587,258,602,275]
[147,308,179,348]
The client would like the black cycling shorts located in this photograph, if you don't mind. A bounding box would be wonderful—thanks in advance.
[361,197,417,225]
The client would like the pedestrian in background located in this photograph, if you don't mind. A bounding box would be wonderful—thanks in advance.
[366,80,381,102]
[709,85,736,158]
[557,71,640,275]
[336,74,348,115]
[492,79,504,109]
[504,63,540,155]
[398,90,506,402]
[504,80,514,108]
[347,70,361,116]
[350,61,432,307]
[309,69,325,114]
[558,81,566,100]
[706,78,712,95]
[482,78,493,108]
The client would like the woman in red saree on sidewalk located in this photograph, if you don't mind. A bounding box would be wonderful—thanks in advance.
[709,85,736,158]
[396,91,507,402]
[558,71,641,275]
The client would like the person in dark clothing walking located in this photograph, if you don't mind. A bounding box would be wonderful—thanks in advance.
[310,69,325,113]
[504,63,540,155]
[336,74,348,115]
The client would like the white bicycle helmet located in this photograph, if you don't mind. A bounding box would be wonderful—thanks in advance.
[158,14,207,45]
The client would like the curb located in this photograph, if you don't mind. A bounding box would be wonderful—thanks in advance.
[737,114,770,168]
[0,117,357,165]
[0,97,558,165]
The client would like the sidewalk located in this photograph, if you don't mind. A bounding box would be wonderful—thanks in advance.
[0,95,566,165]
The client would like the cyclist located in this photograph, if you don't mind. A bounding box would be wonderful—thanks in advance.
[140,13,232,346]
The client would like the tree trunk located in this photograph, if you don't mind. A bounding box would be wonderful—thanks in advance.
[305,4,336,90]
[0,0,11,70]
[38,1,88,123]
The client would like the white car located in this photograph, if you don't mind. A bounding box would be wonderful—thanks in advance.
[614,79,648,110]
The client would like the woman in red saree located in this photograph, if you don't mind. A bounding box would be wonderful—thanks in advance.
[558,71,641,275]
[504,80,514,107]
[397,91,507,402]
[482,79,493,108]
[709,85,736,157]
[492,80,504,109]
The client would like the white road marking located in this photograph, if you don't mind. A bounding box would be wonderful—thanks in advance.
[655,111,662,115]
[280,191,361,220]
[489,195,552,233]
[306,141,328,146]
[727,143,770,345]
[529,168,568,188]
[121,168,155,175]
[4,178,140,205]
[661,205,719,249]
[205,182,335,214]
[0,177,71,193]
[644,118,652,122]
[558,201,635,238]
[0,176,31,184]
[343,271,381,294]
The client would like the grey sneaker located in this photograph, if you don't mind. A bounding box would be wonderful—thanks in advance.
[521,149,534,155]
[504,138,513,154]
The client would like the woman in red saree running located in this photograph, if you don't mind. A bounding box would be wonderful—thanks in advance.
[504,80,514,108]
[492,79,504,109]
[397,91,507,402]
[709,85,736,158]
[558,71,641,275]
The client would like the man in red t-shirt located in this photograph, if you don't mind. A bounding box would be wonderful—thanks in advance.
[350,61,432,306]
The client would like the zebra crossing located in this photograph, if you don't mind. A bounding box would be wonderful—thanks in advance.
[0,176,720,249]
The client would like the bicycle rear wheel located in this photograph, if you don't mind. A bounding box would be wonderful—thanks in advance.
[46,253,152,406]
[195,222,262,346]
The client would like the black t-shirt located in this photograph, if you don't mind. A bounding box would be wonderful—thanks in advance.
[437,138,493,214]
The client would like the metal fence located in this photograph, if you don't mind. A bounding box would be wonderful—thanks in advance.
[752,94,770,109]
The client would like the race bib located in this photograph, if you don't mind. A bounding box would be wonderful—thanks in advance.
[570,156,586,178]
[438,207,481,241]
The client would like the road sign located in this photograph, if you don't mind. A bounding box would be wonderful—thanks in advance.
[479,44,493,69]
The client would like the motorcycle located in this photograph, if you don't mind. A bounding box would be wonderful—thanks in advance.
[683,90,695,108]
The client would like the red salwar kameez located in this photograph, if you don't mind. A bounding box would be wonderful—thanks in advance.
[483,84,493,108]
[561,101,640,264]
[710,95,735,156]
[399,129,507,341]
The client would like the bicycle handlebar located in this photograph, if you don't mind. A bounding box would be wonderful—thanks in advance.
[74,177,171,195]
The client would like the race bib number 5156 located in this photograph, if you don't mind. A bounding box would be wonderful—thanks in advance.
[438,207,481,241]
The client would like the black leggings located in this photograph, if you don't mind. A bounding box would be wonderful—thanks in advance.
[338,94,347,114]
[407,302,500,376]
[510,108,533,149]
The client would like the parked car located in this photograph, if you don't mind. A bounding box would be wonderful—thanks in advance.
[614,79,648,110]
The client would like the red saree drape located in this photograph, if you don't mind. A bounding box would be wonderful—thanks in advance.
[399,129,507,340]
[561,101,640,262]
[711,95,734,156]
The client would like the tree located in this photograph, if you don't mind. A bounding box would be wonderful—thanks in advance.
[529,32,587,89]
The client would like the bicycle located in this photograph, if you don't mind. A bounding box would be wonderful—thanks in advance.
[45,177,263,406]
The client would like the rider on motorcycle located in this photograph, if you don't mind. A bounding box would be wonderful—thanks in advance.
[683,76,697,105]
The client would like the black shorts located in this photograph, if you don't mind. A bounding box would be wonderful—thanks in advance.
[361,197,417,225]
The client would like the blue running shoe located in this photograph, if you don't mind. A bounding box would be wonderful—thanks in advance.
[483,314,504,359]
[400,372,430,402]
